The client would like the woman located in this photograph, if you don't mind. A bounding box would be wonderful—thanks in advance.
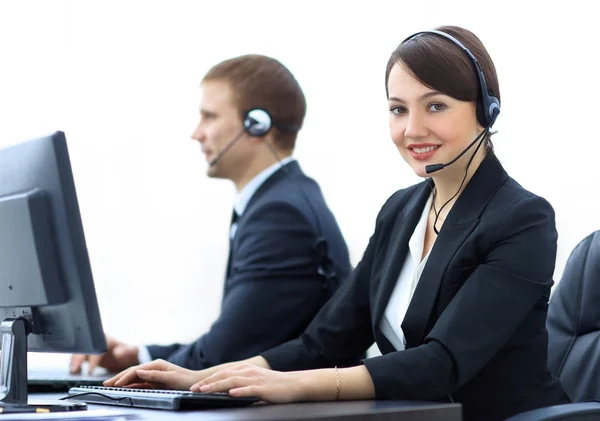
[106,26,570,420]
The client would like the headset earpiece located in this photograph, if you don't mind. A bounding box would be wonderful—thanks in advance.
[474,63,501,127]
[243,108,302,137]
[478,93,500,127]
[243,109,273,137]
[479,86,500,127]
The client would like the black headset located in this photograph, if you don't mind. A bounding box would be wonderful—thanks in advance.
[242,108,302,137]
[402,30,500,127]
[241,108,338,288]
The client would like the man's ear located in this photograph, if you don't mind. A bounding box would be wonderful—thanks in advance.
[248,131,276,146]
[246,135,263,144]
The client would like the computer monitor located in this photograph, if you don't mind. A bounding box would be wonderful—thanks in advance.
[0,131,106,411]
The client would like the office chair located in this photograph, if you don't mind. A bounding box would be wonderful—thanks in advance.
[503,402,600,421]
[546,230,600,402]
[503,231,600,420]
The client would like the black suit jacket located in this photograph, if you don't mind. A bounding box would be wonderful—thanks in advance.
[262,155,569,421]
[147,161,351,370]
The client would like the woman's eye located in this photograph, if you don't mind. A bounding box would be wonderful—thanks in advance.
[429,103,446,112]
[389,106,406,115]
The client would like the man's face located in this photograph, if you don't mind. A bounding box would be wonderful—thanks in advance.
[191,80,250,180]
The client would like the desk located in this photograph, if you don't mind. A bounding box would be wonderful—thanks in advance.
[31,393,462,420]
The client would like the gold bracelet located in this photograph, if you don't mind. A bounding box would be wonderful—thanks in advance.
[334,366,341,401]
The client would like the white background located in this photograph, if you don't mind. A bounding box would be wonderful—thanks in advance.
[0,0,598,362]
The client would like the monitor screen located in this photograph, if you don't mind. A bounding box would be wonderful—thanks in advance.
[0,131,106,409]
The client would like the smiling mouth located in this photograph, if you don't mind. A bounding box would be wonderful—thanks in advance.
[411,145,440,154]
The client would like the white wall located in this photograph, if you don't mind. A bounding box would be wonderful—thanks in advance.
[1,0,598,354]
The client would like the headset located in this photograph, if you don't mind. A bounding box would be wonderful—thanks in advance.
[209,109,301,167]
[242,108,301,137]
[402,29,500,128]
[218,108,338,288]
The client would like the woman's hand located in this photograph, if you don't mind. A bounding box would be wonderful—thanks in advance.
[103,359,202,390]
[189,363,306,404]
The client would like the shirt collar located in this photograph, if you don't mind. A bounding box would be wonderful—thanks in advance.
[408,191,433,265]
[233,156,295,217]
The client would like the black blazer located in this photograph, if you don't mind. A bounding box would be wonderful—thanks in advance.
[262,155,569,421]
[147,161,352,370]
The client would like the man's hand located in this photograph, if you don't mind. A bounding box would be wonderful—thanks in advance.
[70,334,139,375]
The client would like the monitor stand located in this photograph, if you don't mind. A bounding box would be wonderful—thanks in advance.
[0,318,87,412]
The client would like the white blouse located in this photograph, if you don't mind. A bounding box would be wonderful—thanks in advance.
[380,192,433,351]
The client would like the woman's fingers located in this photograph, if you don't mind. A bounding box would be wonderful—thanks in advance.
[136,369,189,389]
[202,364,258,385]
[104,365,138,386]
[189,364,255,391]
[229,385,264,398]
[198,376,260,393]
[104,359,173,387]
[122,382,155,389]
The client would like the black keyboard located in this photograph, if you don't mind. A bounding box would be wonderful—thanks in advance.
[67,385,260,410]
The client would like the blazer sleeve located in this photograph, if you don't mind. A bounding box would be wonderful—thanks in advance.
[146,200,335,370]
[260,193,402,371]
[363,195,558,400]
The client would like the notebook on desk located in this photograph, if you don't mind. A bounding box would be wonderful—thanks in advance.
[67,386,260,410]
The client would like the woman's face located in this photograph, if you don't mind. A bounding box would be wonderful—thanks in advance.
[387,62,483,178]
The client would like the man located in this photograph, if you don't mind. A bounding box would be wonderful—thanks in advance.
[70,54,351,372]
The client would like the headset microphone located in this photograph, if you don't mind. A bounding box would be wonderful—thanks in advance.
[209,129,245,167]
[425,123,493,174]
[208,109,276,167]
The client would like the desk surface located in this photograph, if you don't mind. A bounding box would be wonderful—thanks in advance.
[31,393,462,421]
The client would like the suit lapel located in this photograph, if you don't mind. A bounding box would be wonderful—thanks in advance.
[372,181,433,331]
[222,237,234,305]
[223,161,300,295]
[402,154,508,347]
[400,219,478,347]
